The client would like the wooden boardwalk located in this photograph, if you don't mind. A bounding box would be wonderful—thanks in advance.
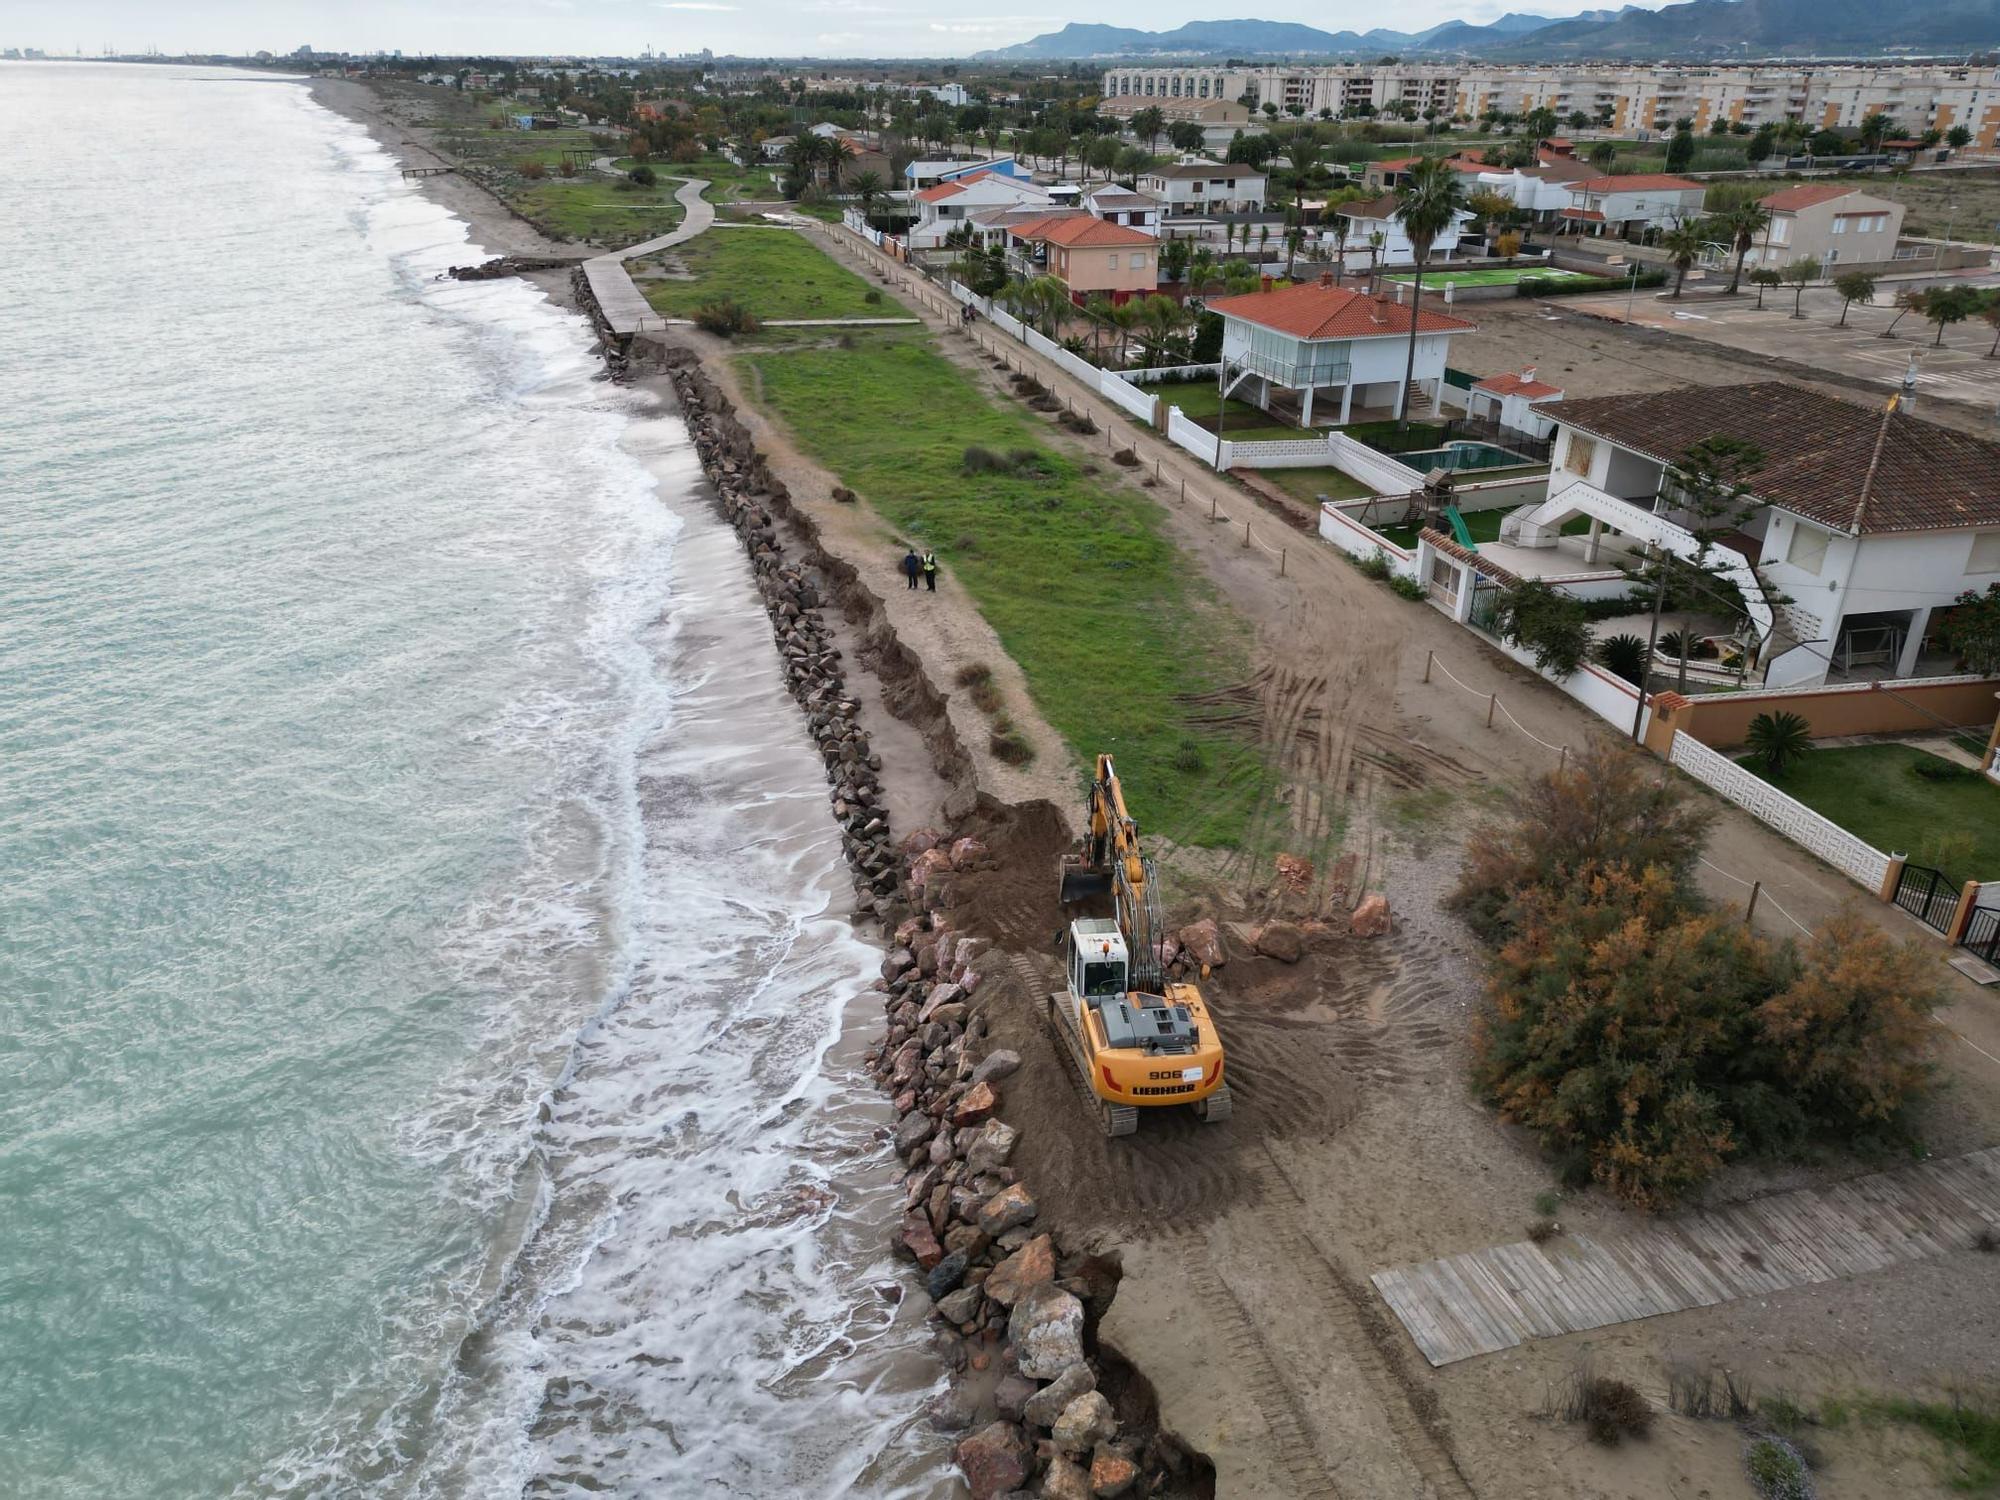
[1372,1146,2000,1366]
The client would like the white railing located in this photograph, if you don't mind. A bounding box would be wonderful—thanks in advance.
[1166,406,1221,465]
[1668,731,1892,893]
[1325,432,1427,496]
[1103,376,1157,423]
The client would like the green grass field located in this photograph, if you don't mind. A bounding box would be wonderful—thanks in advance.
[1259,466,1375,506]
[1135,381,1305,441]
[640,230,910,322]
[1740,744,2000,876]
[738,332,1276,846]
[507,176,685,242]
[1384,266,1594,288]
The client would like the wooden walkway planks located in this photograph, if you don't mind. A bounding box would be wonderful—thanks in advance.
[1372,1146,2000,1366]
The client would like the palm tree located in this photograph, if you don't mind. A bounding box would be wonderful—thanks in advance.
[1285,223,1303,280]
[1187,246,1217,295]
[850,169,885,222]
[1745,710,1813,776]
[1328,210,1352,285]
[1392,156,1468,430]
[1659,216,1707,299]
[1134,294,1188,364]
[1108,298,1143,368]
[1712,197,1771,293]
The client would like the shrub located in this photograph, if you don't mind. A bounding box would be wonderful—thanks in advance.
[518,159,548,179]
[1389,574,1427,601]
[1526,1217,1560,1244]
[558,158,577,178]
[863,288,882,304]
[693,297,758,337]
[1453,740,1712,942]
[1518,271,1663,299]
[628,163,658,186]
[1668,1363,1756,1421]
[1545,1368,1653,1445]
[1595,632,1648,686]
[1494,579,1592,677]
[1172,737,1207,773]
[1060,412,1098,435]
[1112,448,1141,467]
[1745,710,1813,775]
[1355,550,1393,581]
[1913,760,1979,785]
[953,662,994,689]
[1745,1437,1812,1500]
[831,485,856,503]
[990,725,1034,765]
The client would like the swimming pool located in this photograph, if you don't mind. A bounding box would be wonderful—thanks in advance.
[1398,441,1535,473]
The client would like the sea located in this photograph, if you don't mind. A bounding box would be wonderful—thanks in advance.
[0,62,945,1498]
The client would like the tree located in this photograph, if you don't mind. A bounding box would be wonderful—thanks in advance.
[1588,141,1615,169]
[1982,298,2000,358]
[1187,245,1217,294]
[850,169,885,222]
[1882,285,1927,338]
[1130,104,1165,155]
[1494,579,1593,677]
[1665,118,1696,172]
[1392,156,1466,429]
[1657,436,1764,692]
[1107,298,1143,367]
[1858,111,1899,150]
[1779,254,1821,318]
[1160,235,1190,284]
[1524,105,1559,141]
[1711,197,1771,294]
[1745,710,1814,775]
[1595,633,1649,686]
[1084,133,1120,180]
[1659,216,1707,299]
[1936,582,2000,673]
[1949,125,1974,149]
[1924,283,1980,346]
[1167,119,1205,154]
[1133,293,1190,363]
[1822,270,1875,328]
[1467,188,1518,231]
[1747,124,1777,163]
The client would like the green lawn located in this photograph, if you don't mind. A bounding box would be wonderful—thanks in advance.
[1259,466,1375,505]
[506,176,685,243]
[739,331,1277,847]
[1384,266,1594,288]
[640,230,910,322]
[1136,382,1307,441]
[1740,744,2000,876]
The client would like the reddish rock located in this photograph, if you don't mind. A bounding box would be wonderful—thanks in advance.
[918,982,964,1022]
[977,1183,1038,1238]
[983,1232,1055,1307]
[890,1038,922,1088]
[910,847,952,897]
[1041,1456,1091,1500]
[993,1372,1036,1420]
[951,1081,999,1127]
[1179,917,1225,970]
[964,1119,1019,1174]
[899,827,943,857]
[954,1421,1031,1500]
[1350,893,1392,937]
[898,1210,943,1269]
[1090,1451,1139,1497]
[948,835,988,869]
[1254,920,1304,964]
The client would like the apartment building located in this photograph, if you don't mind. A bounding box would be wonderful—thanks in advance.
[1100,63,2000,146]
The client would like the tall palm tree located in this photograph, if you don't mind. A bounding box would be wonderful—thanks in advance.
[850,169,884,222]
[1392,156,1468,430]
[1659,216,1707,299]
[1083,292,1114,359]
[1709,197,1771,293]
[1328,210,1352,285]
[1135,294,1189,364]
[1187,246,1217,295]
[1108,298,1143,368]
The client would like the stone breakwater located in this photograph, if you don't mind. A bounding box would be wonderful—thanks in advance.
[869,836,1209,1500]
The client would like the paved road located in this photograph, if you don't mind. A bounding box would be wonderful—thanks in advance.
[582,175,715,335]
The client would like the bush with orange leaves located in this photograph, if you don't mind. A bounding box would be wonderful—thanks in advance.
[1463,744,1938,1210]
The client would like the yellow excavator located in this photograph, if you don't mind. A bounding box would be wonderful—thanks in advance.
[1049,754,1230,1137]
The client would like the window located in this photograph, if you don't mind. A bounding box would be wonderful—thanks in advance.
[1970,530,2000,574]
[1130,251,1147,268]
[1768,217,1790,245]
[1563,433,1597,477]
[1831,216,1847,233]
[1082,960,1125,999]
[1786,521,1830,575]
[1106,253,1118,270]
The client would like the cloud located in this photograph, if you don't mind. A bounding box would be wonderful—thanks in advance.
[657,2,737,9]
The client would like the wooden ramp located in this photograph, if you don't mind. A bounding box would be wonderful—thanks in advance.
[1372,1146,2000,1366]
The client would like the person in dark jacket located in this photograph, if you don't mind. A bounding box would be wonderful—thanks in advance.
[921,550,939,592]
[901,548,921,590]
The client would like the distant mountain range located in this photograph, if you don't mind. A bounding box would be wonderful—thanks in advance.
[976,0,2000,61]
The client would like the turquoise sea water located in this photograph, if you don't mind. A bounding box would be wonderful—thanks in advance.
[0,63,939,1497]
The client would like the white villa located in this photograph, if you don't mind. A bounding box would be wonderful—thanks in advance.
[907,170,1053,249]
[1138,158,1267,215]
[1206,274,1477,427]
[1083,184,1166,234]
[1434,382,2000,687]
[1557,173,1707,237]
[1332,195,1475,270]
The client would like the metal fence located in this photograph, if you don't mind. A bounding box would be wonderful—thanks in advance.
[1964,907,2000,966]
[1894,863,1961,935]
[1353,415,1553,465]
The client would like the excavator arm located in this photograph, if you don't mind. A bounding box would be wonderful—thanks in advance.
[1059,755,1166,992]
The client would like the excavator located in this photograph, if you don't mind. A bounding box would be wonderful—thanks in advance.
[1048,754,1230,1137]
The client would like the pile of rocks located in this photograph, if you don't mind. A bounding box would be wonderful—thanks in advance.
[570,267,635,382]
[447,254,581,281]
[871,830,1200,1500]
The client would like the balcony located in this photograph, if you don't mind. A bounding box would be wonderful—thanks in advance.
[1231,344,1352,390]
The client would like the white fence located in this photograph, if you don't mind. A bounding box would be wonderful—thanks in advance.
[1103,377,1157,423]
[1668,731,1893,894]
[946,277,1179,428]
[841,209,887,247]
[1319,504,1418,579]
[1116,363,1219,383]
[1326,432,1427,495]
[1167,407,1221,465]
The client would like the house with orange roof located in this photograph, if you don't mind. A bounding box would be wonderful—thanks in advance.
[1748,184,1903,272]
[1332,194,1474,271]
[1205,272,1477,426]
[1007,216,1161,303]
[1557,173,1707,238]
[1466,368,1565,438]
[906,171,1054,249]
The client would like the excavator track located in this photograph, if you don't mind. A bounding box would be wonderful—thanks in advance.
[1195,1085,1233,1123]
[1046,990,1138,1137]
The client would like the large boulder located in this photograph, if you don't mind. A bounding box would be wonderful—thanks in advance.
[951,1081,999,1127]
[894,1110,936,1156]
[918,982,964,1022]
[1009,1282,1086,1380]
[1178,917,1225,971]
[977,1183,1038,1238]
[954,1421,1032,1500]
[993,1372,1037,1421]
[897,1210,943,1269]
[926,1250,971,1300]
[983,1233,1056,1307]
[1039,1456,1091,1500]
[1350,893,1392,938]
[1022,1361,1096,1427]
[1254,920,1304,964]
[964,1119,1019,1175]
[1089,1451,1140,1497]
[971,1048,1023,1086]
[1051,1390,1116,1451]
[935,1285,983,1325]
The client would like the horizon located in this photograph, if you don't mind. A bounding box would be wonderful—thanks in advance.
[3,0,1683,62]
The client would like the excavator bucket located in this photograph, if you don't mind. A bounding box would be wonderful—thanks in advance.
[1056,856,1110,908]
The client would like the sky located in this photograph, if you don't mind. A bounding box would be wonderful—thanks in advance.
[2,0,1675,61]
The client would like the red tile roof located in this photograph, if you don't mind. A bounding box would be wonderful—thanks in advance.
[1558,208,1606,222]
[1338,194,1403,221]
[1371,156,1420,173]
[915,181,965,203]
[1572,173,1704,193]
[1474,370,1564,400]
[1759,183,1863,212]
[1553,381,2000,534]
[1017,216,1157,248]
[1206,281,1475,341]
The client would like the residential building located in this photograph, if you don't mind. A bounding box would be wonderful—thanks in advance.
[1331,195,1474,269]
[1137,158,1267,216]
[1096,95,1255,152]
[758,134,795,161]
[1527,382,2000,687]
[1467,369,1565,438]
[908,170,1052,249]
[836,136,894,184]
[1206,274,1476,426]
[904,155,1033,190]
[1083,185,1166,234]
[1749,184,1904,272]
[1008,217,1161,304]
[1557,174,1707,238]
